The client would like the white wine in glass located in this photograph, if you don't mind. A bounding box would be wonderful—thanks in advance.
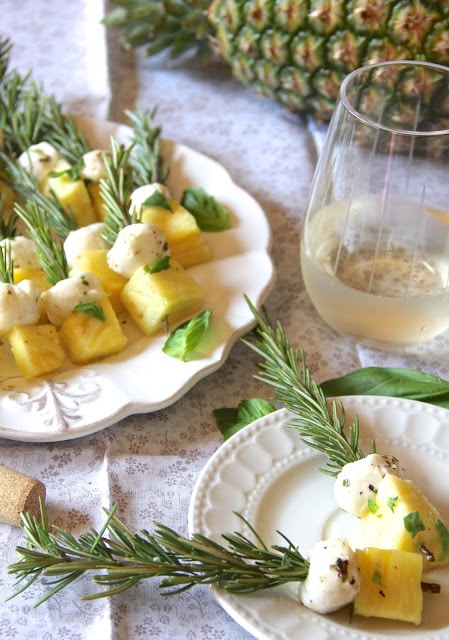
[300,60,449,349]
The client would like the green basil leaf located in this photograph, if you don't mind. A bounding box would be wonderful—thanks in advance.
[162,308,212,361]
[181,187,231,232]
[142,191,172,211]
[404,511,426,538]
[321,367,449,409]
[437,518,449,561]
[73,301,106,322]
[214,398,277,441]
[145,255,170,274]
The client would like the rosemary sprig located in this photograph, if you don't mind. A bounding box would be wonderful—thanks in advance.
[41,94,90,164]
[242,298,368,475]
[126,105,169,188]
[15,199,68,284]
[8,501,309,605]
[0,241,13,283]
[0,35,11,82]
[1,154,75,238]
[101,137,137,244]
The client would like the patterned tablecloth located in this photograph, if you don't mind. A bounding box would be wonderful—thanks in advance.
[2,2,449,639]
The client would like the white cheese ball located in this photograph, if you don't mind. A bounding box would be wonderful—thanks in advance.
[130,183,172,215]
[299,539,361,614]
[0,280,41,334]
[81,149,108,182]
[64,222,110,270]
[0,236,40,269]
[107,222,169,279]
[334,453,403,518]
[17,141,62,183]
[41,272,105,328]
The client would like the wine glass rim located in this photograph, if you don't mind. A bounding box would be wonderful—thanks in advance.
[339,59,449,137]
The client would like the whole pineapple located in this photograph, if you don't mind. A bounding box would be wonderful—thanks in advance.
[104,0,449,121]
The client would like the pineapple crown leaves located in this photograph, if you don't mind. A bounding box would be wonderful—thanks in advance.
[103,0,214,61]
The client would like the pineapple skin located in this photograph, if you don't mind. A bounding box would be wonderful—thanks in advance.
[354,547,423,625]
[359,474,449,571]
[7,324,65,378]
[104,0,449,120]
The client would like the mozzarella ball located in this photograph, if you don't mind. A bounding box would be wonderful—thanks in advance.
[81,149,109,182]
[130,183,172,214]
[0,236,41,269]
[17,142,62,183]
[334,453,404,518]
[299,539,361,614]
[41,272,105,328]
[63,222,110,270]
[107,222,168,279]
[0,280,41,334]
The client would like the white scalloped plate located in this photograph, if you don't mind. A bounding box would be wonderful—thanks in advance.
[188,397,449,640]
[0,118,275,442]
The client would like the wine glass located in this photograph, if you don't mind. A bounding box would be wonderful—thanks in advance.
[300,60,449,349]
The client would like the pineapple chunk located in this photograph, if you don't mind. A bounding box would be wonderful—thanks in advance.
[354,548,423,625]
[59,298,127,365]
[87,182,108,221]
[7,324,65,378]
[41,159,97,228]
[140,200,211,268]
[359,474,449,569]
[120,259,205,336]
[70,249,128,312]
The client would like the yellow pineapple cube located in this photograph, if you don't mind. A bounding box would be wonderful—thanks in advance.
[59,297,127,365]
[70,249,127,312]
[13,268,52,323]
[140,200,211,268]
[87,182,108,221]
[7,324,65,378]
[359,474,449,570]
[41,159,97,228]
[120,259,205,335]
[354,547,423,625]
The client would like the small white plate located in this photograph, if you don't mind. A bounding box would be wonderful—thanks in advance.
[188,396,449,639]
[0,118,275,442]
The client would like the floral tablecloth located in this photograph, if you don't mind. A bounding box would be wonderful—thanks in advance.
[1,2,449,639]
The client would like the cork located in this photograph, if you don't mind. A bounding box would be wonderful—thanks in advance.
[0,465,46,526]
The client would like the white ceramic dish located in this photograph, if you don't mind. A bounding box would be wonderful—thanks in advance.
[0,118,275,442]
[188,396,449,640]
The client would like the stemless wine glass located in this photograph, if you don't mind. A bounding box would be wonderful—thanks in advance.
[300,60,449,349]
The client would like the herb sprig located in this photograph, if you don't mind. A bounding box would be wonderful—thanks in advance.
[8,502,309,606]
[126,105,169,188]
[241,299,369,475]
[15,199,68,285]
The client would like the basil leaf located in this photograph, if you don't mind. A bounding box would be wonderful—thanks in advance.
[404,511,426,538]
[214,398,276,441]
[162,308,212,361]
[73,301,106,322]
[181,187,231,232]
[437,518,449,561]
[145,255,170,274]
[321,367,449,409]
[142,191,172,211]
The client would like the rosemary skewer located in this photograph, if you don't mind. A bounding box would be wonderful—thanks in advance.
[8,502,309,606]
[241,298,369,476]
[126,104,169,188]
